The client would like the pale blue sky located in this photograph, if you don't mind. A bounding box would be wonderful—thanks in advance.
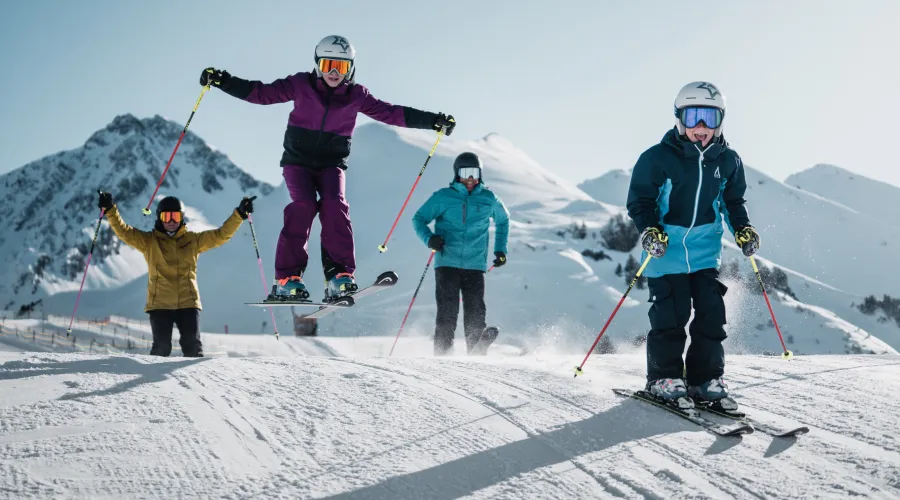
[1,1,898,188]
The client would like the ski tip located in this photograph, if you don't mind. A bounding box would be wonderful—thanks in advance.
[375,270,399,286]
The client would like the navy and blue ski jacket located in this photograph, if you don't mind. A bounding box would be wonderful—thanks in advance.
[626,128,751,278]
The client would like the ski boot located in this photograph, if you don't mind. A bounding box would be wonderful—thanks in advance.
[688,378,739,412]
[267,275,310,302]
[323,272,358,303]
[646,378,694,409]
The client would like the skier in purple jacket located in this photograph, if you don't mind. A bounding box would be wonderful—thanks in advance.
[200,35,456,301]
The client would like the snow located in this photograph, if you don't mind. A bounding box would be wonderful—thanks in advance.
[0,342,898,499]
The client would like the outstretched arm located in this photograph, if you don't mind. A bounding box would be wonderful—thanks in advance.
[196,209,244,253]
[358,86,454,133]
[202,67,297,105]
[105,205,151,253]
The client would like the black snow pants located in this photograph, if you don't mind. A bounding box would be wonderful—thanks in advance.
[434,267,486,356]
[147,308,203,357]
[645,268,728,386]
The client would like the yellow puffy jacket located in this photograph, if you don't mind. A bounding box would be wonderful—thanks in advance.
[105,205,244,311]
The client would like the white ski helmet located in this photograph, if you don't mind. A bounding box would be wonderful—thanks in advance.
[673,81,726,137]
[314,35,356,81]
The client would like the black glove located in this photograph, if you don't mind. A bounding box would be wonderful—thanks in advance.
[200,67,232,88]
[98,190,113,212]
[427,235,445,252]
[493,251,507,267]
[735,225,760,256]
[432,113,456,136]
[236,196,256,220]
[640,226,669,258]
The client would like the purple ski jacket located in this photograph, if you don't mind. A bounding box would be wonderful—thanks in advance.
[220,71,440,169]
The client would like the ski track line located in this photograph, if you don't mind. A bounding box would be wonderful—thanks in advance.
[328,357,624,499]
[168,364,281,480]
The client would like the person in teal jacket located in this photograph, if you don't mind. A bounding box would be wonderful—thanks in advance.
[412,152,510,355]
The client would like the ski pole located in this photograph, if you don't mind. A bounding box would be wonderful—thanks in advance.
[389,251,436,356]
[574,253,652,377]
[142,85,211,215]
[750,256,792,359]
[378,130,445,253]
[67,205,106,336]
[246,210,280,340]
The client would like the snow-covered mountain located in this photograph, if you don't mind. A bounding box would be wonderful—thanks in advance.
[577,168,632,207]
[786,164,900,229]
[2,116,896,355]
[1,347,898,499]
[0,114,275,313]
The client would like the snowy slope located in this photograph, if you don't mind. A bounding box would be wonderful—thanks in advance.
[0,347,898,499]
[786,164,900,229]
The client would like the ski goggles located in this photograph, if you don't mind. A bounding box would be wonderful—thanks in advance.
[457,167,481,180]
[679,106,723,129]
[317,58,352,76]
[159,211,183,223]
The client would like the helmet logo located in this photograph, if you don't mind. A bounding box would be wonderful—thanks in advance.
[331,36,350,53]
[696,82,720,99]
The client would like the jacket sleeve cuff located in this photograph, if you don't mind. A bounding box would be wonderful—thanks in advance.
[221,76,254,99]
[402,107,437,129]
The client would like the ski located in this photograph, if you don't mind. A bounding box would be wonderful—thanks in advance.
[469,326,499,355]
[694,402,809,438]
[613,389,754,437]
[247,271,399,320]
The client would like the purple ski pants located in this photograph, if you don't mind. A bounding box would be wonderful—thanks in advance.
[274,165,355,280]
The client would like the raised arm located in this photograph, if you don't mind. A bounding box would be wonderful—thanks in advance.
[201,67,297,105]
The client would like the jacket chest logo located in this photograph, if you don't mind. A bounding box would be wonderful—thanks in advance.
[713,166,720,179]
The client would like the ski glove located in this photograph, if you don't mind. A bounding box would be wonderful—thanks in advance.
[200,67,231,88]
[236,196,256,220]
[98,190,113,212]
[735,225,760,257]
[493,251,507,268]
[640,226,669,258]
[427,235,445,252]
[433,113,456,136]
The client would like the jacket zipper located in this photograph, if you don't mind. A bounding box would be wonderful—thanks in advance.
[315,88,334,149]
[461,196,468,267]
[683,144,711,273]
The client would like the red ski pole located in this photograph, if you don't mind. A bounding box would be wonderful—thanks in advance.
[574,254,652,377]
[750,256,793,359]
[378,130,444,253]
[67,206,106,336]
[246,211,280,340]
[389,251,435,356]
[142,85,211,215]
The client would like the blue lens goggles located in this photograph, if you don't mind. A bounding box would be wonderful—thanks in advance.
[679,107,723,129]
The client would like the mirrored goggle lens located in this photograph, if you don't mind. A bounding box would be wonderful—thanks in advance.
[159,211,182,223]
[457,167,481,179]
[681,107,723,128]
[318,58,352,75]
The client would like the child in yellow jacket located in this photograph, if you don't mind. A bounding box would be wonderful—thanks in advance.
[97,191,254,357]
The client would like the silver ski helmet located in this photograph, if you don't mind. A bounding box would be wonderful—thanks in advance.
[453,152,482,182]
[314,35,356,82]
[673,81,726,137]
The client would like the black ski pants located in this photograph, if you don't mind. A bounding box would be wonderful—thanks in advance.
[645,268,728,386]
[434,267,486,356]
[147,308,203,357]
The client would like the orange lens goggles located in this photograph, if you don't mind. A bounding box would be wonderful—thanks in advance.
[318,58,352,76]
[159,211,182,223]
